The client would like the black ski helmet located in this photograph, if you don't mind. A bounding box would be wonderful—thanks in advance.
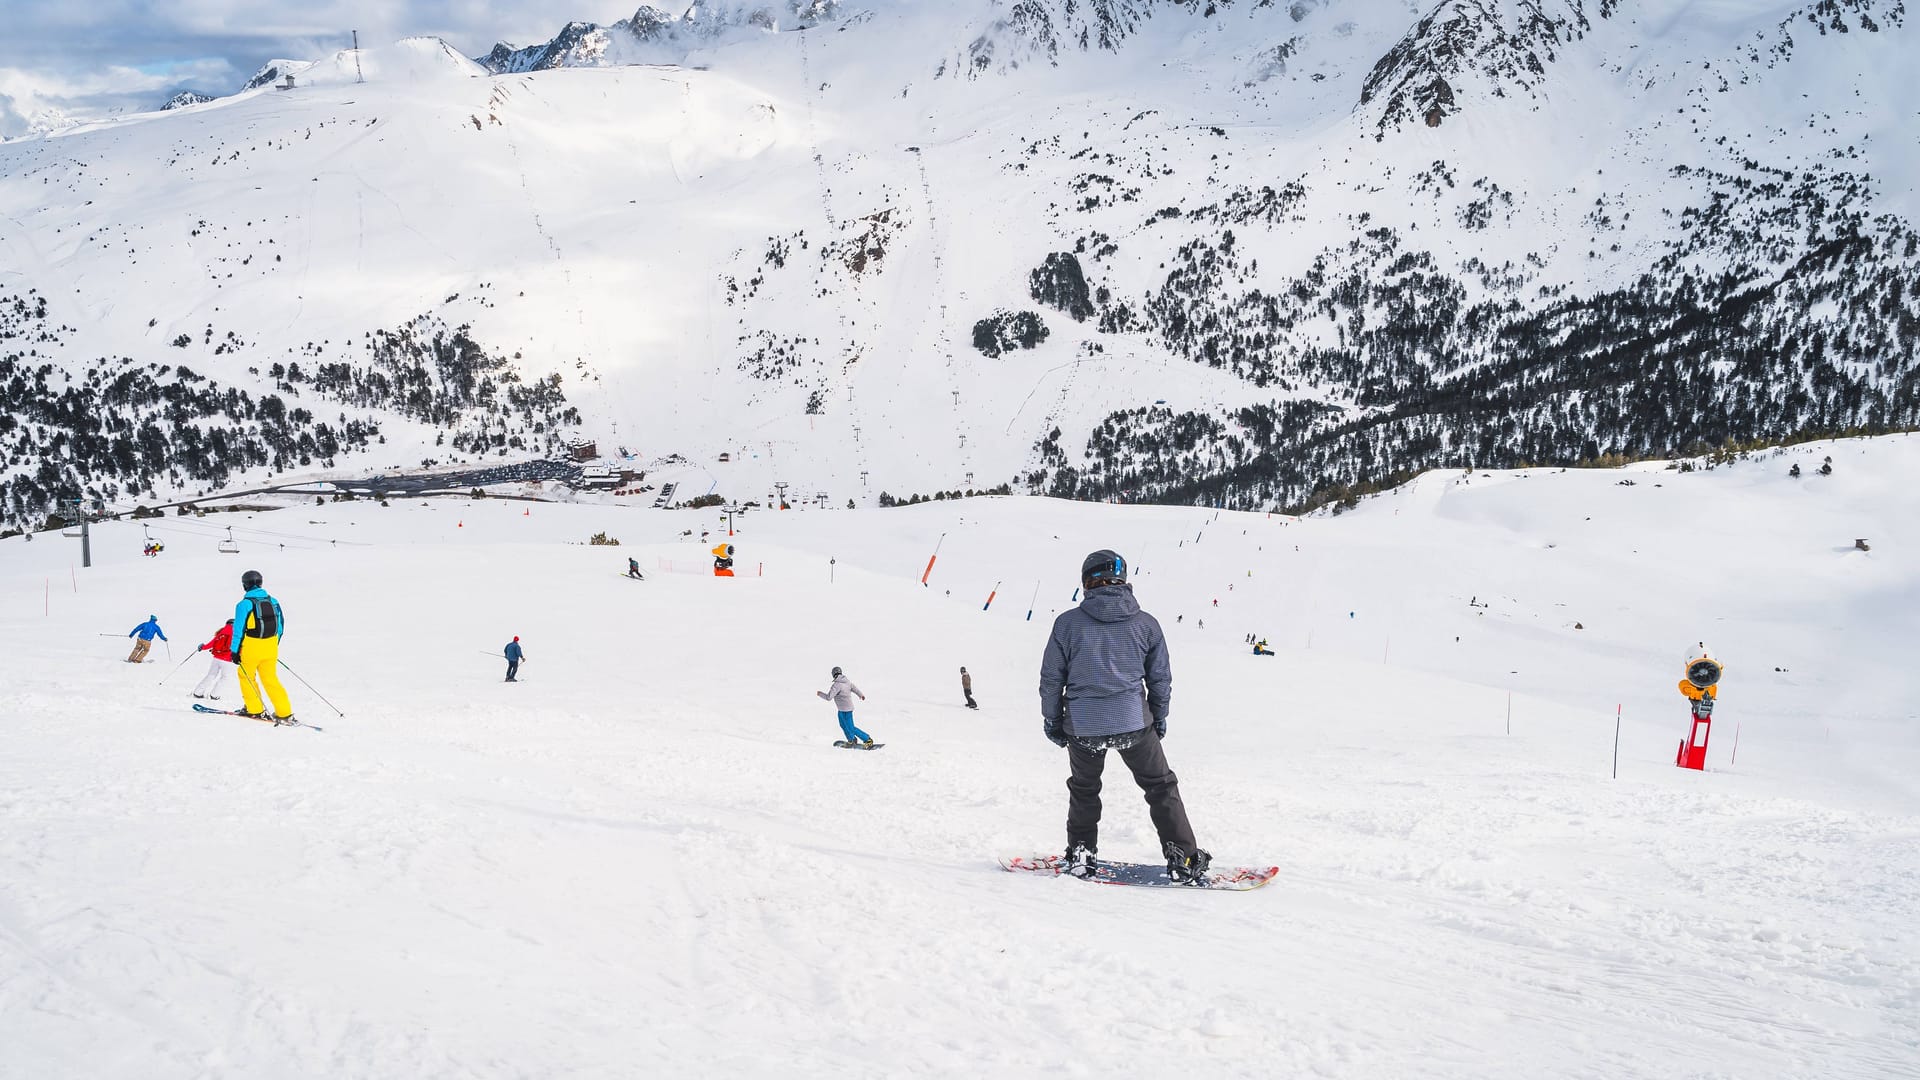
[241,569,263,591]
[831,666,843,678]
[1081,549,1127,588]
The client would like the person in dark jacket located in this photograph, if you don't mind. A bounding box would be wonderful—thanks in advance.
[1039,550,1210,884]
[961,666,978,710]
[504,637,525,682]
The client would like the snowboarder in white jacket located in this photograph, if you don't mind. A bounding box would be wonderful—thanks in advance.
[1040,549,1209,884]
[817,667,872,745]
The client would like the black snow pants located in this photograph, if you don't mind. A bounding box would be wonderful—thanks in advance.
[505,659,519,682]
[1065,725,1196,855]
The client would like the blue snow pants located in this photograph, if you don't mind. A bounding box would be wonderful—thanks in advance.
[837,710,870,743]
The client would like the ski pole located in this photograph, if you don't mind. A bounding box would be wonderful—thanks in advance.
[164,641,173,663]
[276,660,345,717]
[158,652,196,685]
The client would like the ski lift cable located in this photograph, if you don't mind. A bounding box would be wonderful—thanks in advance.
[140,517,372,547]
[137,521,324,551]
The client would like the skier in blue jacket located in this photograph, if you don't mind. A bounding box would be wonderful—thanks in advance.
[1040,550,1209,884]
[126,615,167,663]
[504,637,524,682]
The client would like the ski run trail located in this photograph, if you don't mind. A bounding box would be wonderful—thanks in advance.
[2,437,1917,1079]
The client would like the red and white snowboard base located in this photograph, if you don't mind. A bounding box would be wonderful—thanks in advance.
[999,854,1277,891]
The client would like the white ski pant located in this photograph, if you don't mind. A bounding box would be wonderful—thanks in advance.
[192,656,229,698]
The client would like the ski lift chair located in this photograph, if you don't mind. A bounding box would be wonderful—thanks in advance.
[61,521,83,538]
[218,527,240,554]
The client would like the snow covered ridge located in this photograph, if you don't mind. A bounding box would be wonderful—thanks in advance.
[1358,0,1600,137]
[160,91,216,111]
[1,0,1917,532]
[474,1,842,73]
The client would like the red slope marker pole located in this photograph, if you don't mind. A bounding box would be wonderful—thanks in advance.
[921,532,946,587]
[982,581,1000,611]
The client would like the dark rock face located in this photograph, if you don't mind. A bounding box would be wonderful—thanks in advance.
[161,91,216,111]
[1359,0,1596,139]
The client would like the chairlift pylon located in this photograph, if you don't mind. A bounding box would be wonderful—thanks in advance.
[218,526,240,555]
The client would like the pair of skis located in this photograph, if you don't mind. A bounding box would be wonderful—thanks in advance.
[192,702,324,733]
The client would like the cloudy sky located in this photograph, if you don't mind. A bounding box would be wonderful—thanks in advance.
[0,1,623,136]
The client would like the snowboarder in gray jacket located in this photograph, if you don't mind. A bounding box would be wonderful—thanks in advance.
[817,667,873,745]
[1039,549,1209,884]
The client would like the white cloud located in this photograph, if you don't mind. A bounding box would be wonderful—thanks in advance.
[0,93,29,139]
[0,57,240,134]
[0,2,628,128]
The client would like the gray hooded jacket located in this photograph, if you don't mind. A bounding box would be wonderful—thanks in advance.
[822,675,864,711]
[1038,584,1171,738]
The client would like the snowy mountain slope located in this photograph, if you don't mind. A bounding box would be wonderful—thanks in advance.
[0,0,1915,533]
[0,437,1914,1077]
[476,2,843,73]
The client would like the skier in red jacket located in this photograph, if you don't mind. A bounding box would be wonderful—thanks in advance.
[191,619,235,699]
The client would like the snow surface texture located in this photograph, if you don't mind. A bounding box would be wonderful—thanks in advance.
[1,1,1914,527]
[2,439,1916,1077]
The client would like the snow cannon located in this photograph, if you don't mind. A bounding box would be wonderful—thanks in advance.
[1674,645,1723,771]
[712,542,736,577]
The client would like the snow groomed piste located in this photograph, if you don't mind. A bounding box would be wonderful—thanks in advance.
[3,436,1916,1077]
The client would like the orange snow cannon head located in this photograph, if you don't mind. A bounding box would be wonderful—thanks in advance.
[1684,643,1722,690]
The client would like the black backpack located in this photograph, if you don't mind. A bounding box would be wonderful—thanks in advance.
[245,596,281,638]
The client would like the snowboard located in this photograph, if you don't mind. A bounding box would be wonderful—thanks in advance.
[833,740,884,750]
[998,854,1277,891]
[192,702,324,733]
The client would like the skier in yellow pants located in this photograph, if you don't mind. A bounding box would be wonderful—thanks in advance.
[233,569,294,722]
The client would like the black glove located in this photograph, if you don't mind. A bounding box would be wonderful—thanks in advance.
[1153,718,1167,739]
[1044,721,1070,748]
